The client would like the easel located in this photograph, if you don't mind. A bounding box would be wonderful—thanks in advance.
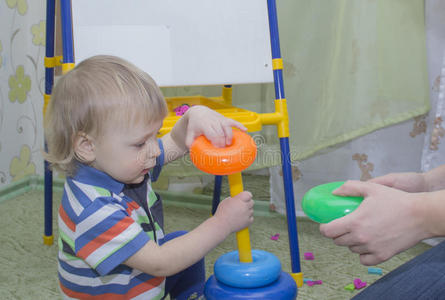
[43,0,303,287]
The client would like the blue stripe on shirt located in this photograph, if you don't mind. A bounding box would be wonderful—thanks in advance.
[75,205,130,251]
[66,178,95,209]
[60,191,78,224]
[95,230,150,276]
[59,270,157,295]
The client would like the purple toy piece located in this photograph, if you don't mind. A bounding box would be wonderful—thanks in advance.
[270,233,280,241]
[303,252,314,260]
[306,279,322,286]
[353,278,367,289]
[174,104,190,116]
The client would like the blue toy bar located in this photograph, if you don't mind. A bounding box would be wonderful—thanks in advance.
[267,0,302,284]
[43,0,56,246]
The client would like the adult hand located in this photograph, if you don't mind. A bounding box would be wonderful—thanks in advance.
[319,180,429,265]
[369,172,428,193]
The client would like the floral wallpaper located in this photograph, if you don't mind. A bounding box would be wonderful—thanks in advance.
[0,0,45,186]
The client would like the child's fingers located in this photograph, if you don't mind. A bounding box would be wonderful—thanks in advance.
[222,125,233,145]
[242,191,253,201]
[229,119,247,131]
[204,125,225,148]
[233,191,252,202]
[247,200,254,210]
[185,133,196,148]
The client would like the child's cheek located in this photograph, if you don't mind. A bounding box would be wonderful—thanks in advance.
[136,148,148,166]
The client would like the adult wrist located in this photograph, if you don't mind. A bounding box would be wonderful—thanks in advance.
[418,191,445,238]
[420,172,431,192]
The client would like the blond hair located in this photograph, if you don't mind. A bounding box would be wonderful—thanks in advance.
[44,55,168,176]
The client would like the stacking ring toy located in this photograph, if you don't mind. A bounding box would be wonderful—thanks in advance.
[190,131,257,175]
[205,271,297,300]
[214,249,282,288]
[302,181,363,223]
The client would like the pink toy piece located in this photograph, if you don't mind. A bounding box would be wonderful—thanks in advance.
[353,278,367,289]
[173,104,190,116]
[270,233,280,241]
[306,280,322,286]
[304,252,314,260]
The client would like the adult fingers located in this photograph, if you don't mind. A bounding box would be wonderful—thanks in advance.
[348,244,369,254]
[368,174,395,187]
[319,215,352,239]
[332,180,372,198]
[359,253,381,266]
[331,232,361,247]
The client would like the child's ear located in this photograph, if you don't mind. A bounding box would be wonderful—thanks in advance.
[73,132,96,163]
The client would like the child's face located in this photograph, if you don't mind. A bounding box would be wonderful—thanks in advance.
[92,119,163,184]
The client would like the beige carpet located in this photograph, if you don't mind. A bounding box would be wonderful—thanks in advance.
[0,189,431,300]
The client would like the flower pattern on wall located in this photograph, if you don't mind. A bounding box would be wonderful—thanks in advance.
[0,0,45,188]
[31,20,45,46]
[9,145,36,182]
[410,115,427,138]
[430,116,445,151]
[352,153,374,181]
[6,0,28,16]
[8,65,31,103]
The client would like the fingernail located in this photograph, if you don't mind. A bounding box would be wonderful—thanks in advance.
[332,188,342,194]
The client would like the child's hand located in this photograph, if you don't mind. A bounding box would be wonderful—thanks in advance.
[183,105,247,148]
[214,191,254,234]
[320,180,428,266]
[368,172,428,193]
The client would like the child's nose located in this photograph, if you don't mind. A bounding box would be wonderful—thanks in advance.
[147,139,160,158]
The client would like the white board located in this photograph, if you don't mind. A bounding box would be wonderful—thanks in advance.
[71,0,273,87]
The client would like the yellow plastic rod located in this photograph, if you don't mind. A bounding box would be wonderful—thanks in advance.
[227,173,253,263]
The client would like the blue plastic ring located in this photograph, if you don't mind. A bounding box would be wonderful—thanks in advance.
[214,249,282,288]
[205,271,297,300]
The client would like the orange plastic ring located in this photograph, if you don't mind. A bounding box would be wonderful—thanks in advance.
[190,131,257,175]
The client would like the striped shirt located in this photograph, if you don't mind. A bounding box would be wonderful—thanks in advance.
[58,163,165,300]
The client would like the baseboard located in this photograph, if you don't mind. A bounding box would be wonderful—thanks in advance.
[0,176,65,204]
[0,175,278,217]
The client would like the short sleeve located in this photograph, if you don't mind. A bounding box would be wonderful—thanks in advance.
[74,196,150,276]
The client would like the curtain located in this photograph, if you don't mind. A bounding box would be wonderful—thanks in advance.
[0,0,45,187]
[269,0,445,235]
